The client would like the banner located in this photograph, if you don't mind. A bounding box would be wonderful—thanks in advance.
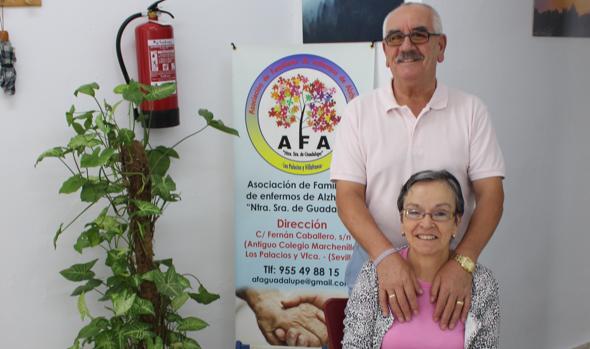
[233,44,374,348]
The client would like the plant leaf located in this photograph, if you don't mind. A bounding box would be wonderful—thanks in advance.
[118,129,135,145]
[53,223,64,249]
[68,134,101,149]
[197,108,213,122]
[114,81,145,105]
[177,274,191,290]
[35,146,66,166]
[113,83,127,94]
[146,336,164,349]
[74,82,100,97]
[148,146,178,177]
[144,83,176,101]
[151,146,179,159]
[74,226,103,253]
[60,259,98,282]
[59,174,85,194]
[168,336,201,349]
[137,221,146,239]
[106,248,129,276]
[154,258,173,268]
[167,332,184,345]
[130,297,155,316]
[77,292,91,320]
[176,317,208,332]
[171,292,189,311]
[131,199,162,217]
[105,274,139,289]
[152,267,184,299]
[166,313,182,323]
[71,279,102,296]
[80,181,108,203]
[94,212,123,232]
[78,317,109,339]
[141,270,156,282]
[74,110,94,129]
[120,321,154,340]
[198,109,239,136]
[152,175,178,202]
[208,119,240,137]
[95,331,117,349]
[66,105,76,126]
[95,114,108,134]
[72,122,85,135]
[94,212,126,243]
[189,284,220,305]
[80,148,101,168]
[112,290,136,317]
[181,338,201,349]
[106,183,125,195]
[97,148,115,166]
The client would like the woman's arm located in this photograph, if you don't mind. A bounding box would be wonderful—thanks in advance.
[342,262,380,349]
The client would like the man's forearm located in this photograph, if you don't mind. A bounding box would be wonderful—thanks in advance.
[455,177,504,261]
[336,181,395,260]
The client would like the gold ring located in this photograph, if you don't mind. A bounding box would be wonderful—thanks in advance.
[388,294,396,299]
[456,300,464,306]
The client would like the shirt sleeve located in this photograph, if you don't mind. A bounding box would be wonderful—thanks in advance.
[468,99,506,181]
[470,265,500,348]
[342,262,379,349]
[330,100,367,185]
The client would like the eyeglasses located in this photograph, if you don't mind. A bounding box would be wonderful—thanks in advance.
[402,208,454,222]
[384,30,441,47]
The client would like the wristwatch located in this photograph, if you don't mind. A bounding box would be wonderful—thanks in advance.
[453,254,475,274]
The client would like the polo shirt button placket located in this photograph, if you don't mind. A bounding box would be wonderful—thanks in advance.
[406,111,418,173]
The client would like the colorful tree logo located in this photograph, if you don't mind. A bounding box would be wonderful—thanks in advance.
[268,74,341,150]
[245,54,358,175]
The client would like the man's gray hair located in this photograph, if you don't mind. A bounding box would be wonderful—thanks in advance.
[382,2,444,38]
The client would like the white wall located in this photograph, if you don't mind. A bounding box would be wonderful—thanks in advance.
[0,0,588,348]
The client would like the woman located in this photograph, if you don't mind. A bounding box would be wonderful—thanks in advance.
[342,170,499,349]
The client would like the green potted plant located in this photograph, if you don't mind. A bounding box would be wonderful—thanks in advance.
[36,81,238,349]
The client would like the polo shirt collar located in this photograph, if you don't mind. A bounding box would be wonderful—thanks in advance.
[380,80,448,113]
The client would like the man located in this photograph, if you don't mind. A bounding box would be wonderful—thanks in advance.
[330,2,505,331]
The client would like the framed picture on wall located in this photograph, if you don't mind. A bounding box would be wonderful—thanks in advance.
[533,0,590,37]
[303,0,403,43]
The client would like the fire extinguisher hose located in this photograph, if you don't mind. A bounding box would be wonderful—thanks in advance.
[116,12,143,84]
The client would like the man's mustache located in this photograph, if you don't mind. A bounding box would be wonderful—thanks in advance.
[395,50,424,63]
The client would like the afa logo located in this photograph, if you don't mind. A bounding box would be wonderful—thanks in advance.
[245,54,358,175]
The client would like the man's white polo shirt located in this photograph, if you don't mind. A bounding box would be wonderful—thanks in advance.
[330,82,505,249]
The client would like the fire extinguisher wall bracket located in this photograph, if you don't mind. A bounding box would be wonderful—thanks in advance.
[116,1,180,128]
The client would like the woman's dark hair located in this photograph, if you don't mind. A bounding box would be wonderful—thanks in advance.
[396,170,464,216]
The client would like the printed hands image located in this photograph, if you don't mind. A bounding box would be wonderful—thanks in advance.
[237,288,328,347]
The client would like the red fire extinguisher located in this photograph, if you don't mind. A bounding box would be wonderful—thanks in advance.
[116,0,179,128]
